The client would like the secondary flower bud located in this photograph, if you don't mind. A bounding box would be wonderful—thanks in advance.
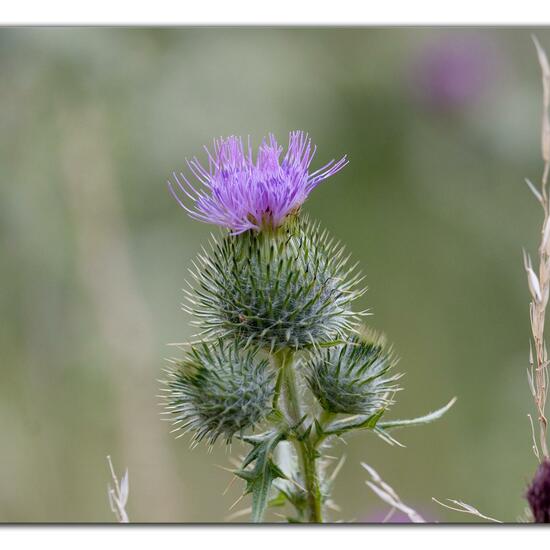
[305,331,401,415]
[163,340,274,446]
[186,218,364,350]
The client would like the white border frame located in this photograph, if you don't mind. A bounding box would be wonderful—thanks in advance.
[1,1,550,25]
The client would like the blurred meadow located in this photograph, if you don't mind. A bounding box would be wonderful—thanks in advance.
[1,27,549,522]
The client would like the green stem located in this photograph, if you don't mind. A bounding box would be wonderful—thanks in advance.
[271,363,284,411]
[274,349,323,523]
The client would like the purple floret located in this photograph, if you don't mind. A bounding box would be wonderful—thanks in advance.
[168,131,347,234]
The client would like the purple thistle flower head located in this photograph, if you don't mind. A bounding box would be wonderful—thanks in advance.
[168,131,348,234]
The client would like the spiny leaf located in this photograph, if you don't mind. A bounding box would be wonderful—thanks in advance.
[249,462,285,523]
[323,408,385,436]
[377,397,456,431]
[235,429,287,522]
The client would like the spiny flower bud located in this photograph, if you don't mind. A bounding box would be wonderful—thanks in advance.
[526,458,550,523]
[305,330,401,415]
[163,340,274,446]
[186,217,365,350]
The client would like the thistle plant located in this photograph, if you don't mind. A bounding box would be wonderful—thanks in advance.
[162,131,453,522]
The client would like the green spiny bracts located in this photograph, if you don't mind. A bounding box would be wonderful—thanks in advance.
[163,340,274,446]
[305,330,401,415]
[185,217,366,350]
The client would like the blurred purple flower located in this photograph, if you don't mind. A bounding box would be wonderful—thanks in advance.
[169,131,347,234]
[413,36,495,110]
[527,458,550,523]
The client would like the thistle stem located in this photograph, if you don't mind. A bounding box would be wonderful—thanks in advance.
[274,349,323,523]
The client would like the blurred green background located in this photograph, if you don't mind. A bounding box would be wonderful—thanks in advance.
[1,27,549,523]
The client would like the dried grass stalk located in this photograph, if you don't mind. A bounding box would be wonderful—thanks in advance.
[362,462,425,523]
[107,455,130,523]
[524,36,550,461]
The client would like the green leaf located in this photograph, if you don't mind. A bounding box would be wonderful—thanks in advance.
[268,491,288,508]
[286,516,304,523]
[235,429,286,523]
[377,397,456,431]
[323,408,385,436]
[249,462,285,522]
